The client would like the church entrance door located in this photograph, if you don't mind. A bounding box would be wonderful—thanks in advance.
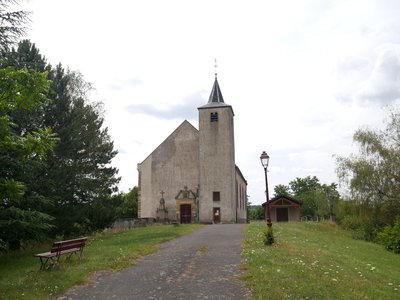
[213,207,220,224]
[180,204,191,223]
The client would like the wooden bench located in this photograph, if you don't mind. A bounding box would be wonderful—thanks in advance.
[34,237,87,270]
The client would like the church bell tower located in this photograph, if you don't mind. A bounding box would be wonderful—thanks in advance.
[198,75,236,223]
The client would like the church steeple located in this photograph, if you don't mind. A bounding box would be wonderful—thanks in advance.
[208,75,225,104]
[198,73,236,223]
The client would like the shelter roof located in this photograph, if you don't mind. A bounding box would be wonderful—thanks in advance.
[262,195,303,206]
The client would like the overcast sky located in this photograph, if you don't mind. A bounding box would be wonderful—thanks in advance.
[23,0,400,204]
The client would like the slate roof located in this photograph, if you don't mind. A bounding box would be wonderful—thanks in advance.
[208,76,224,104]
[198,75,233,112]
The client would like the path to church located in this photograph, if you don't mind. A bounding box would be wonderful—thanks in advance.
[59,224,250,300]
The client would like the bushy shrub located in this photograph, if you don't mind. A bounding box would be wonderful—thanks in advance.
[264,228,275,245]
[340,215,363,231]
[339,215,384,242]
[379,217,400,254]
[0,239,6,254]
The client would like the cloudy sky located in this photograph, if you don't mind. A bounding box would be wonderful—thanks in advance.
[23,0,400,204]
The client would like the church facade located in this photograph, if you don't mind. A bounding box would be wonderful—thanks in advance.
[137,77,247,223]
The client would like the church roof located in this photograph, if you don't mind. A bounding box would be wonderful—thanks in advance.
[137,120,198,165]
[208,75,224,104]
[198,75,232,111]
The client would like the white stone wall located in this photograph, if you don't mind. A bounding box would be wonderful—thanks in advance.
[198,105,236,223]
[138,94,248,224]
[235,167,248,223]
[138,121,199,220]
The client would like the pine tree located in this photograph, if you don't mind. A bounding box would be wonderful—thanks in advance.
[0,1,56,251]
[2,40,120,236]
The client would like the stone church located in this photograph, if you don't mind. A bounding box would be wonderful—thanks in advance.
[137,76,247,223]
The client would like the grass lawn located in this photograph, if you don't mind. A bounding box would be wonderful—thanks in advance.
[242,222,400,300]
[0,224,203,300]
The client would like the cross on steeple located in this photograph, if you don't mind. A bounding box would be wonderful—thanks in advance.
[160,190,165,198]
[214,58,218,78]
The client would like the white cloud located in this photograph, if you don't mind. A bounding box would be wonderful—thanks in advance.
[108,77,143,91]
[22,0,400,204]
[357,44,400,103]
[334,44,400,105]
[126,90,205,121]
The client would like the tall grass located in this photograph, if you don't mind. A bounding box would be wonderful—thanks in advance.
[0,224,202,300]
[242,222,400,299]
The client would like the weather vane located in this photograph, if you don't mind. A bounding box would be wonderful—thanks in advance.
[214,58,218,78]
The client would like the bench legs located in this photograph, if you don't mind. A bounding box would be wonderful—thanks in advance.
[37,251,83,270]
[38,256,57,270]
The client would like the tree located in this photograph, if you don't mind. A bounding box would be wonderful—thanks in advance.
[1,39,50,71]
[274,176,340,218]
[247,205,264,220]
[288,176,320,216]
[336,106,400,228]
[46,87,120,235]
[0,0,29,51]
[289,176,320,197]
[117,187,139,218]
[314,183,340,218]
[273,184,290,197]
[1,41,55,215]
[0,67,57,250]
[2,40,120,238]
[31,67,120,236]
[0,1,58,251]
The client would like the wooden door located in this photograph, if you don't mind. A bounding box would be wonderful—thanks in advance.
[213,207,220,224]
[180,204,191,224]
[276,207,289,222]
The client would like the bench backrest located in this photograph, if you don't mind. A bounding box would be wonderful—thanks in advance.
[51,237,87,253]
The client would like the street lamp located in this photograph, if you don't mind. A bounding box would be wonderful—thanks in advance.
[260,151,272,228]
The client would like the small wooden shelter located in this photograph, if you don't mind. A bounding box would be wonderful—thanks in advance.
[262,195,302,222]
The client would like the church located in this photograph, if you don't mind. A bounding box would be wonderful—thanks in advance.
[137,76,247,223]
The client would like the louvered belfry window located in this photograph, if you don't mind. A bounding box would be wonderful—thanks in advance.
[210,112,218,122]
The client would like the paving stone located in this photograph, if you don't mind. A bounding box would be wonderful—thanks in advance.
[59,224,250,300]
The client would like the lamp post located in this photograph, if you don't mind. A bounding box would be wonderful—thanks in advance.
[260,151,272,229]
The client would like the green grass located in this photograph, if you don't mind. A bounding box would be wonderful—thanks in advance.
[0,224,203,300]
[242,222,400,300]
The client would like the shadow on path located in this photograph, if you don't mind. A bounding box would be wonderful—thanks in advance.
[59,224,250,300]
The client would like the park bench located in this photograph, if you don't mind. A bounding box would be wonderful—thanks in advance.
[34,237,87,270]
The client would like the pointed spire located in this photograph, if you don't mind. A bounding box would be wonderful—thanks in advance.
[208,75,225,104]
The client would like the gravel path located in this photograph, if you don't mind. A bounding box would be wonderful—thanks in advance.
[59,224,250,300]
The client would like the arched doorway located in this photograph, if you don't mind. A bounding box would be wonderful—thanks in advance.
[175,186,197,224]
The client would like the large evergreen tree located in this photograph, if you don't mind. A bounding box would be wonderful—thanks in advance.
[0,0,28,51]
[1,1,120,249]
[2,39,120,238]
[46,89,120,235]
[0,1,56,251]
